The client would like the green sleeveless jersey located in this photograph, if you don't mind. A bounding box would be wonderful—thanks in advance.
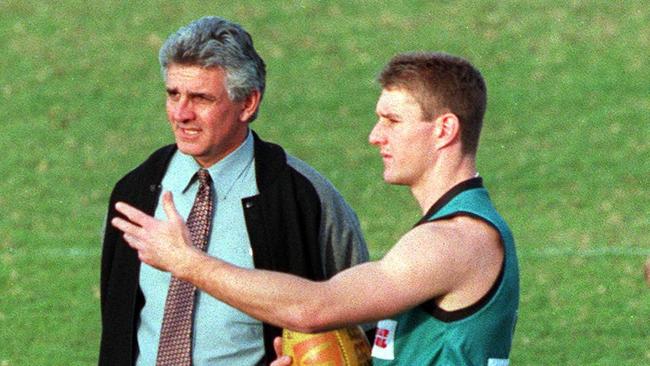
[371,178,519,365]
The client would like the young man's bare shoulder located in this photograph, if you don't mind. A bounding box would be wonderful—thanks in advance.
[381,215,504,309]
[416,215,500,247]
[385,215,502,281]
[375,215,501,306]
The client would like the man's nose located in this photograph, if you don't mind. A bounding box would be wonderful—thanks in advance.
[368,122,385,146]
[173,98,195,122]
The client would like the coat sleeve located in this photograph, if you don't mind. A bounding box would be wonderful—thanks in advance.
[285,155,369,277]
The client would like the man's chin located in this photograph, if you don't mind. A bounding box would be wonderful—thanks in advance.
[383,172,392,183]
[383,174,405,186]
[175,143,202,158]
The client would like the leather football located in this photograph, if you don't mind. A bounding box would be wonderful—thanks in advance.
[282,326,372,366]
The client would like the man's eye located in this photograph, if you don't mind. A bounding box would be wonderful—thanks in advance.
[195,95,214,103]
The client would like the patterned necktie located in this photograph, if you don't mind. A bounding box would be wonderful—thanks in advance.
[156,169,214,366]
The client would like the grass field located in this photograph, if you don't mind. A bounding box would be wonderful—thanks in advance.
[1,1,648,365]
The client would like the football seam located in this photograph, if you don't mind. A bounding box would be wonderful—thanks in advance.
[335,330,350,365]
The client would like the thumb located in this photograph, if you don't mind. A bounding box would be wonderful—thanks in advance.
[161,191,182,222]
[273,336,283,357]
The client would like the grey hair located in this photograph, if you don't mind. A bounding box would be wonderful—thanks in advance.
[159,16,266,120]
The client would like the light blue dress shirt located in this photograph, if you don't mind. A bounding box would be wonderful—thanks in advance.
[136,131,265,365]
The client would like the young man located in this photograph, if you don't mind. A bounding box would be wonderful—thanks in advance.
[99,16,368,365]
[112,52,519,365]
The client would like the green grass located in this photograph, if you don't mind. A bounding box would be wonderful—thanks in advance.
[1,1,648,364]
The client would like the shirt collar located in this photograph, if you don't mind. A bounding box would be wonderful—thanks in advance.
[169,130,255,199]
[413,176,484,227]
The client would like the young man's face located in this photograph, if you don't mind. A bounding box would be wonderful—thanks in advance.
[369,88,437,187]
[165,64,252,167]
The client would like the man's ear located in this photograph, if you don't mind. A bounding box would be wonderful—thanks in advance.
[239,90,262,123]
[433,113,460,149]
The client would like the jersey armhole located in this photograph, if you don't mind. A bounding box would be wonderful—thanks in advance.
[420,212,505,322]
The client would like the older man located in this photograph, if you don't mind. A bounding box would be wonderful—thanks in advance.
[99,16,368,366]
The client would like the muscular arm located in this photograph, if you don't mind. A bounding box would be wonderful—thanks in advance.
[112,192,502,333]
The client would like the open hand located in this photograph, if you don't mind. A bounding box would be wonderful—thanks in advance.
[111,191,200,276]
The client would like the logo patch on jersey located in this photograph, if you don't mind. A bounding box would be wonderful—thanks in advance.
[488,358,510,366]
[371,319,397,360]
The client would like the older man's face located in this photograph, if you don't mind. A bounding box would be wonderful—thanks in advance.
[165,64,250,168]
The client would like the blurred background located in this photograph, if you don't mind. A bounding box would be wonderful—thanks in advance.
[0,1,648,364]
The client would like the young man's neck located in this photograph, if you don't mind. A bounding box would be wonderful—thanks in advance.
[411,155,477,215]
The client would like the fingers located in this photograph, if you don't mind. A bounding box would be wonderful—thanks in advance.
[161,191,182,223]
[271,336,292,366]
[270,355,292,366]
[273,336,283,357]
[115,201,156,228]
[122,233,141,250]
[111,216,145,241]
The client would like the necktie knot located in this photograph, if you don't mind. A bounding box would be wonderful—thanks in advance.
[196,168,211,186]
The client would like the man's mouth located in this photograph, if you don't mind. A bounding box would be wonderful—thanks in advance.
[175,124,201,137]
[182,128,200,135]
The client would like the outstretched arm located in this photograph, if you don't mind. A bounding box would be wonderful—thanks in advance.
[111,191,499,332]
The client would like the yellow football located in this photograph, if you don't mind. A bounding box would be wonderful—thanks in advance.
[282,326,372,366]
